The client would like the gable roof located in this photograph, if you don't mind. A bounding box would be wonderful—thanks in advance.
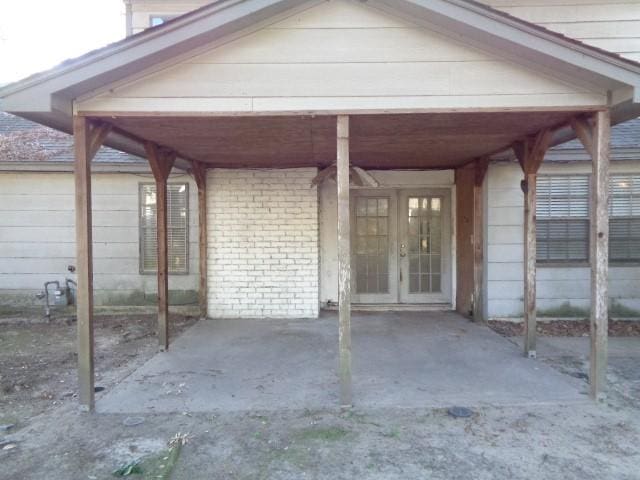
[1,0,639,164]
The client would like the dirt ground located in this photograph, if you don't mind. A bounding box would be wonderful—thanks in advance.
[1,315,640,480]
[488,319,640,337]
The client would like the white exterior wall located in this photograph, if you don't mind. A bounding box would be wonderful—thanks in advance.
[482,0,640,62]
[128,0,640,62]
[320,169,455,306]
[206,168,319,318]
[485,161,640,319]
[0,171,199,306]
[84,0,609,115]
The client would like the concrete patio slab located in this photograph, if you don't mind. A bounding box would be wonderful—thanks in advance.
[97,311,587,413]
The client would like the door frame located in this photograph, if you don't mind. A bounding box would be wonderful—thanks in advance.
[398,188,452,304]
[350,186,455,306]
[350,189,399,304]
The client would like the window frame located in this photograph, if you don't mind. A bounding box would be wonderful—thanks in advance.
[148,14,177,27]
[535,173,591,267]
[138,182,190,275]
[609,173,640,265]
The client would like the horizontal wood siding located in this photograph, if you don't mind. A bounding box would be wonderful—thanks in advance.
[482,0,640,61]
[485,161,640,319]
[81,0,606,114]
[0,172,199,305]
[129,0,640,61]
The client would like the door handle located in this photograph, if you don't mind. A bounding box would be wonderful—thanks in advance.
[399,252,406,257]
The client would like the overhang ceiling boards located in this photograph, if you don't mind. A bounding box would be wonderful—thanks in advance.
[105,111,579,169]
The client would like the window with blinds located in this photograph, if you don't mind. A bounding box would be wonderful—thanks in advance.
[609,174,640,262]
[536,175,590,262]
[139,183,189,274]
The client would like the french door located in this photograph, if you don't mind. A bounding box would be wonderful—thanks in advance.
[351,189,451,305]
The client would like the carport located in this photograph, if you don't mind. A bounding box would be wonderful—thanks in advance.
[2,0,640,412]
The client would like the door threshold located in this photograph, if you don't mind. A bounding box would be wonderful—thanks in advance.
[325,303,453,312]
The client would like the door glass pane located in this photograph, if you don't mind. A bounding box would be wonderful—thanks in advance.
[354,197,390,294]
[407,196,443,293]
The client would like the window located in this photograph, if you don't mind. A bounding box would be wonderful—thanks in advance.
[149,15,176,27]
[536,175,590,262]
[609,175,640,262]
[139,183,189,274]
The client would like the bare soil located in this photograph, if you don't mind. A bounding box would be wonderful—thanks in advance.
[0,314,197,430]
[1,314,639,480]
[488,319,640,337]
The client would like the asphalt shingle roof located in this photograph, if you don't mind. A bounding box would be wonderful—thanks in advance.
[0,112,143,164]
[552,117,640,151]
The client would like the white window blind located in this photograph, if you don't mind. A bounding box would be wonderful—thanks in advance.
[536,175,590,262]
[139,183,189,274]
[609,174,640,262]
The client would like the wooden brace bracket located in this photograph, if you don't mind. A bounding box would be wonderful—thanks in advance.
[145,142,176,181]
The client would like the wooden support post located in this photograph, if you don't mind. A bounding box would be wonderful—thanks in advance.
[522,168,537,357]
[73,116,110,412]
[74,116,95,411]
[472,158,489,322]
[337,115,352,408]
[192,161,208,319]
[514,129,553,358]
[145,143,176,351]
[571,111,610,399]
[590,111,610,399]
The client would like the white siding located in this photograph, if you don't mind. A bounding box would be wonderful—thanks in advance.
[206,168,319,318]
[485,161,640,319]
[81,0,606,115]
[0,172,199,306]
[128,0,640,62]
[482,0,640,62]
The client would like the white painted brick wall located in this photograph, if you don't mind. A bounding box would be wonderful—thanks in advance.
[206,168,319,318]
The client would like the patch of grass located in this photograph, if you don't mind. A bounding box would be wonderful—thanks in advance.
[295,426,350,442]
[538,302,589,318]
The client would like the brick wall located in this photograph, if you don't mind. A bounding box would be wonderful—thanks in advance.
[206,168,319,318]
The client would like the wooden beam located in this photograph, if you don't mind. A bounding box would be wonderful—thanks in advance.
[454,166,474,317]
[513,129,552,358]
[590,110,610,400]
[337,115,352,408]
[88,122,112,161]
[472,157,489,321]
[74,116,105,412]
[192,161,208,319]
[145,142,176,351]
[571,116,595,159]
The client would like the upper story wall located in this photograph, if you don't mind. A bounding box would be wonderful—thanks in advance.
[125,0,640,62]
[126,0,209,34]
[481,0,640,62]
